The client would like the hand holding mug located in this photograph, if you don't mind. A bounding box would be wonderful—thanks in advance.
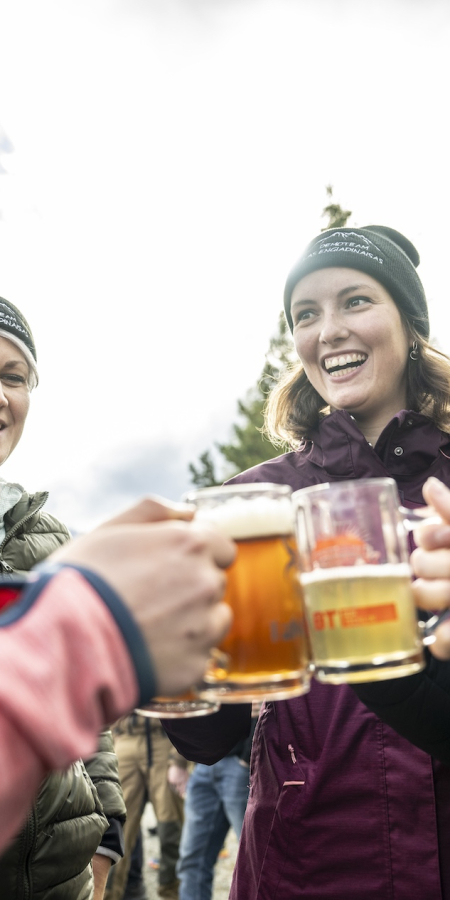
[51,496,235,697]
[412,477,450,660]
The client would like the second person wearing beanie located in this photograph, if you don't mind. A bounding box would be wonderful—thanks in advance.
[0,296,127,900]
[163,224,450,900]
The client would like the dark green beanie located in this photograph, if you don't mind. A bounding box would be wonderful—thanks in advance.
[283,226,429,339]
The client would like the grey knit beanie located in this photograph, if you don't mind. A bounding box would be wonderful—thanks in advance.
[283,226,429,339]
[0,297,37,360]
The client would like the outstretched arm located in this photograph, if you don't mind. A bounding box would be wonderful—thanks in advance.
[0,496,235,851]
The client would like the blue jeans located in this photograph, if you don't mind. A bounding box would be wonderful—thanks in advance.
[177,756,250,900]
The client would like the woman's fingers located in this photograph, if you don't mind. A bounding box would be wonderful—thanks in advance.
[411,547,450,580]
[413,522,450,552]
[412,577,450,610]
[415,478,450,550]
[429,621,450,661]
[411,479,450,658]
[422,477,450,515]
[189,521,237,570]
[50,516,236,696]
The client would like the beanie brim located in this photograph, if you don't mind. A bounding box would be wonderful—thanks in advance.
[284,226,429,339]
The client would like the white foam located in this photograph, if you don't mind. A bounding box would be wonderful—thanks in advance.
[194,495,294,539]
[300,563,412,584]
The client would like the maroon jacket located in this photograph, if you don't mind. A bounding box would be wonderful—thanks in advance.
[166,410,450,900]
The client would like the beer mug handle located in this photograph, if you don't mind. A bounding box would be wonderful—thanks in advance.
[419,611,450,646]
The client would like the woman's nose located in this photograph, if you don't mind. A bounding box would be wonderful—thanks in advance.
[319,310,350,345]
[0,384,9,407]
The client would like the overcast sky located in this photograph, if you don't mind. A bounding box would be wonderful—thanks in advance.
[1,0,450,530]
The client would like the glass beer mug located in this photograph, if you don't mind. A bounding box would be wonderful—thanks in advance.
[293,478,428,684]
[134,693,220,719]
[184,483,311,702]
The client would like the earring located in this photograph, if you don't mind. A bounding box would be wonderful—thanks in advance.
[409,340,419,361]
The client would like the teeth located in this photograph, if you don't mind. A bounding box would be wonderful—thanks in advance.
[324,353,366,371]
[329,367,356,379]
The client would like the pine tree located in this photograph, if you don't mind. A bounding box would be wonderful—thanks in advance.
[321,185,352,231]
[188,450,220,488]
[188,314,294,487]
[188,189,352,487]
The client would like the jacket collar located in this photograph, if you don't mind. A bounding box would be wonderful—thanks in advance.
[298,409,450,481]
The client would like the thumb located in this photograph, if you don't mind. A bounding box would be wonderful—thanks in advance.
[95,496,195,528]
[422,478,450,526]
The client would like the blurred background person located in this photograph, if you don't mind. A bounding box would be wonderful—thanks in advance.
[176,706,259,900]
[105,715,186,900]
[123,828,148,900]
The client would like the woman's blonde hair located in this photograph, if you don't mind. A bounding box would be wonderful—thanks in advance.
[264,324,450,446]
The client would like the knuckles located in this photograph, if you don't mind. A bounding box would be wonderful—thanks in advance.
[163,520,226,558]
[153,523,228,599]
[190,568,227,604]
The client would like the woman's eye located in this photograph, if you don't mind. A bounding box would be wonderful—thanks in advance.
[294,309,315,324]
[1,374,27,386]
[347,295,371,309]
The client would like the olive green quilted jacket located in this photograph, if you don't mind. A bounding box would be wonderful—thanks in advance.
[0,489,127,899]
[0,490,69,574]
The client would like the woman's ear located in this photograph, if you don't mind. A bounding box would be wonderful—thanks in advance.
[404,323,420,353]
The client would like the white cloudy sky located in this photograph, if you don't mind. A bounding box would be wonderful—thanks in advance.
[0,0,450,530]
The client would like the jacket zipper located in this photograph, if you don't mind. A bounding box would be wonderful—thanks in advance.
[17,806,37,900]
[0,494,48,573]
[24,806,37,900]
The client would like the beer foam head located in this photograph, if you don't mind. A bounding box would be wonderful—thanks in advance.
[300,563,412,584]
[194,494,294,539]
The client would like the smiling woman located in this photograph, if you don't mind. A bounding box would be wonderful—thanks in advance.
[0,296,127,900]
[0,297,59,559]
[164,225,450,900]
[264,225,450,451]
[0,338,31,466]
[288,268,411,445]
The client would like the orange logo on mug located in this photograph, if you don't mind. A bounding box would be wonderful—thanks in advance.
[313,604,398,630]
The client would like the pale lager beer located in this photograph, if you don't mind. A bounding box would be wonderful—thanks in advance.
[301,563,423,683]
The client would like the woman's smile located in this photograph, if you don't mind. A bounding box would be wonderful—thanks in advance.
[322,351,368,378]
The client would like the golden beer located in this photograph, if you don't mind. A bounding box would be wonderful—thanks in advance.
[301,563,423,683]
[211,533,308,681]
[187,484,311,702]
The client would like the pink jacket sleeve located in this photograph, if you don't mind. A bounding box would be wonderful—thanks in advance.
[0,568,145,851]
